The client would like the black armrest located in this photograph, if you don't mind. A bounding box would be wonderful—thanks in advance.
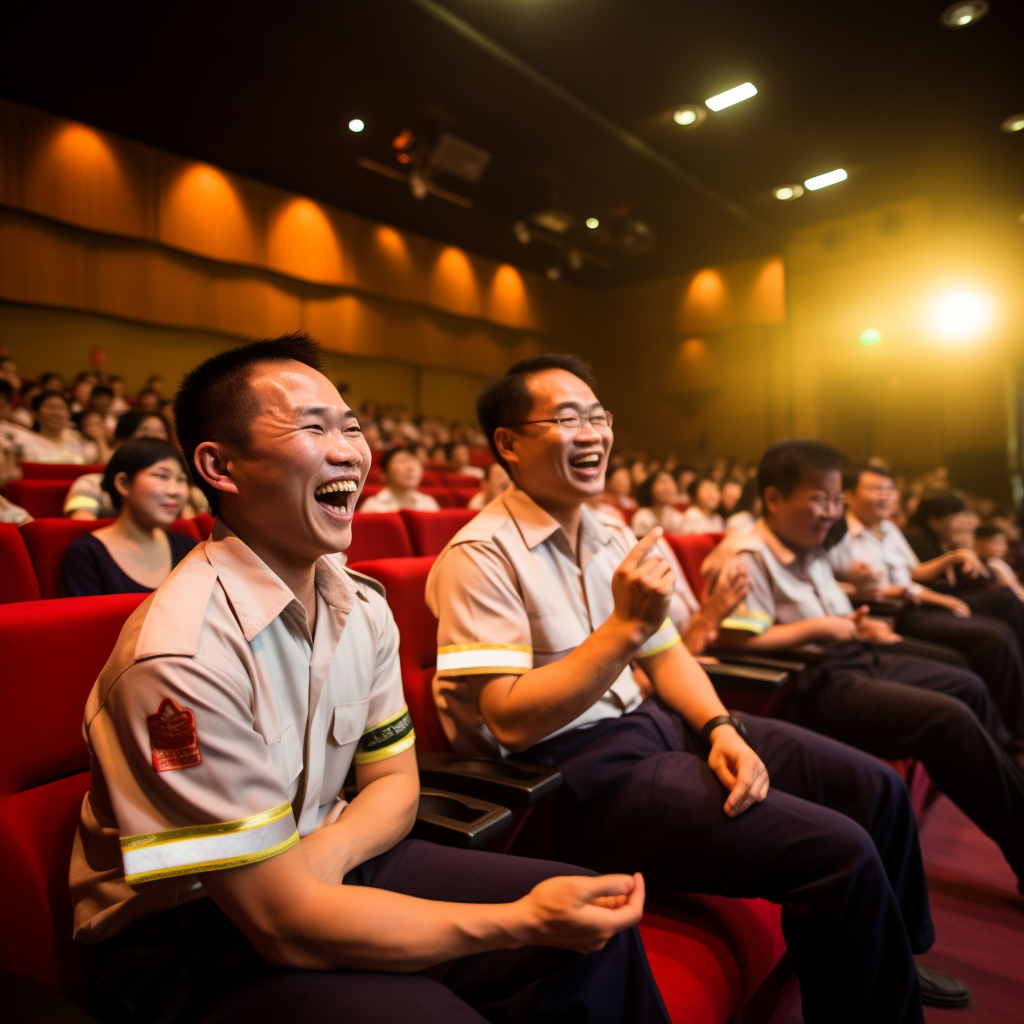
[704,662,790,694]
[411,788,513,849]
[417,752,562,809]
[2,968,101,1023]
[865,601,901,618]
[715,651,807,672]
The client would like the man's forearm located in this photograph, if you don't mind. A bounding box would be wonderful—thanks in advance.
[911,555,949,583]
[641,642,727,732]
[716,619,823,650]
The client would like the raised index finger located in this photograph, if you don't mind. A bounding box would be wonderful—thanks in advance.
[620,528,664,571]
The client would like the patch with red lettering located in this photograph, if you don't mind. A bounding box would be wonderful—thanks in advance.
[146,698,202,773]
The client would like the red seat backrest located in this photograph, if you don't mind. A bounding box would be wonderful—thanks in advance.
[192,512,215,539]
[355,482,382,508]
[419,469,444,487]
[442,473,484,489]
[4,479,72,518]
[21,517,200,599]
[400,508,478,557]
[0,523,41,603]
[419,486,455,508]
[348,557,449,754]
[346,512,413,562]
[451,487,481,508]
[664,532,724,600]
[18,463,106,480]
[468,447,493,467]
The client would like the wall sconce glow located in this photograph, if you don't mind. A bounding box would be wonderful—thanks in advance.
[928,289,994,341]
[705,82,757,112]
[348,119,365,133]
[940,1,989,28]
[1000,113,1024,134]
[585,217,600,229]
[672,105,706,127]
[804,168,848,191]
[859,328,882,346]
[774,184,804,201]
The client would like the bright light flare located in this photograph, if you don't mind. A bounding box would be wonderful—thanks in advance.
[585,217,599,229]
[804,168,848,191]
[705,82,757,112]
[859,329,882,346]
[928,288,994,342]
[348,119,365,133]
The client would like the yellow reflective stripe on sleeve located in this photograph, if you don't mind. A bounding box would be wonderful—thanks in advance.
[121,803,297,885]
[637,619,682,658]
[64,494,100,512]
[436,643,533,675]
[720,609,773,635]
[353,729,417,764]
[355,707,415,763]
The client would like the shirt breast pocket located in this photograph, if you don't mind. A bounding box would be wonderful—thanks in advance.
[266,722,303,787]
[526,608,586,655]
[331,700,369,748]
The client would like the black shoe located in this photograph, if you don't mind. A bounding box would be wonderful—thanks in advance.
[916,965,971,1008]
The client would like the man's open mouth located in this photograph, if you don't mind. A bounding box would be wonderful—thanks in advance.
[314,479,358,519]
[568,451,603,479]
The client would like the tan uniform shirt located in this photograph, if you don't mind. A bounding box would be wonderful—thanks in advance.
[425,486,681,757]
[70,524,414,943]
[826,513,920,593]
[707,519,853,635]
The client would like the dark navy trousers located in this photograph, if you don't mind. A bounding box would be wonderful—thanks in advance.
[523,701,931,1024]
[91,840,669,1024]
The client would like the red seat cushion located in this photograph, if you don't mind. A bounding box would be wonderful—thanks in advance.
[346,512,413,562]
[21,517,199,599]
[0,592,147,796]
[4,479,72,519]
[451,487,482,508]
[442,473,485,489]
[18,463,106,480]
[664,532,724,599]
[0,523,41,603]
[419,486,455,509]
[192,512,215,539]
[400,508,478,557]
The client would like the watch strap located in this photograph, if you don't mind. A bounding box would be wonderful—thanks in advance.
[699,714,742,745]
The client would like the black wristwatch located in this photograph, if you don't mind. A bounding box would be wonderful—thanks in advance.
[699,714,748,746]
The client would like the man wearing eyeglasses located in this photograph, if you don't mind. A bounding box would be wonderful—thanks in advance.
[426,354,939,1024]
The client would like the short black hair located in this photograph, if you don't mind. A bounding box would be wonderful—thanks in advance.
[174,332,324,512]
[90,385,113,400]
[379,447,417,474]
[114,408,169,442]
[910,490,967,528]
[102,438,189,512]
[476,353,598,472]
[758,440,846,500]
[842,462,894,492]
[687,475,718,501]
[0,379,12,402]
[974,523,1005,540]
[31,389,68,413]
[635,470,674,509]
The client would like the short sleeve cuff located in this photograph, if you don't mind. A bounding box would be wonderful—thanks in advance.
[720,608,773,635]
[637,619,682,658]
[354,706,416,764]
[64,494,100,513]
[436,642,533,676]
[120,802,299,886]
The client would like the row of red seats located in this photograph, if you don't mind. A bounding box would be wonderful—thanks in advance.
[0,509,481,602]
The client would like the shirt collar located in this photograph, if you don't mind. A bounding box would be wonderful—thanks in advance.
[205,520,357,642]
[845,511,867,537]
[756,518,797,565]
[501,484,613,553]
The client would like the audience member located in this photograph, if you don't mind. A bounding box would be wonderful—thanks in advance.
[725,478,761,534]
[707,440,1024,898]
[679,477,724,535]
[428,354,951,1022]
[675,466,696,498]
[601,466,638,519]
[467,460,510,510]
[68,371,97,413]
[360,447,441,512]
[73,408,114,464]
[975,524,1024,604]
[0,492,32,525]
[448,441,485,479]
[107,374,131,415]
[630,470,686,537]
[60,438,197,597]
[136,387,162,412]
[4,390,98,463]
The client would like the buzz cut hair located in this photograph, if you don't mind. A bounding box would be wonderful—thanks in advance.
[757,440,847,501]
[476,353,598,472]
[174,332,324,512]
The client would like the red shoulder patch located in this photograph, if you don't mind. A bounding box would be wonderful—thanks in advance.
[146,698,202,772]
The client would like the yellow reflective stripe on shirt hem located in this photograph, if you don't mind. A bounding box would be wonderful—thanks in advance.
[437,665,531,676]
[353,729,417,764]
[120,802,294,852]
[437,642,532,654]
[124,831,299,886]
[720,611,772,635]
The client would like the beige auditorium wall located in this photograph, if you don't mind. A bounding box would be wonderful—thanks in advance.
[0,98,589,416]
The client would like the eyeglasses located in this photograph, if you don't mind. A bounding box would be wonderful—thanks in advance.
[505,411,614,433]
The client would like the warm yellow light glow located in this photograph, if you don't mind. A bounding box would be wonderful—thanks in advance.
[705,82,757,112]
[348,119,365,133]
[673,109,696,125]
[804,168,848,191]
[927,288,994,342]
[268,198,343,282]
[585,217,600,229]
[859,328,882,346]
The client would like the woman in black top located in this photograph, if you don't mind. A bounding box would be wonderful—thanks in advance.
[61,438,198,597]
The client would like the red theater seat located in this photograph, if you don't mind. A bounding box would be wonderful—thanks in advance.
[400,508,478,557]
[419,469,444,487]
[419,486,455,508]
[442,472,485,489]
[346,512,413,563]
[664,532,724,600]
[4,479,72,519]
[0,523,41,603]
[468,447,493,467]
[451,487,481,508]
[192,512,215,539]
[21,517,201,599]
[355,482,382,508]
[18,462,106,480]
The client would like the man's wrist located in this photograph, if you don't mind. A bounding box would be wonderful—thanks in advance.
[699,714,747,746]
[605,613,658,653]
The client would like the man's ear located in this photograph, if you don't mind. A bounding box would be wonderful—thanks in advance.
[762,485,782,516]
[193,441,239,500]
[493,428,519,473]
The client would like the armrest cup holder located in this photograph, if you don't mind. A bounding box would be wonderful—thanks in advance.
[417,752,562,808]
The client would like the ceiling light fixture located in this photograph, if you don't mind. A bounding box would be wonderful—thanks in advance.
[546,266,561,281]
[585,217,600,229]
[927,288,994,341]
[940,1,989,27]
[348,119,365,133]
[804,168,848,191]
[513,220,532,245]
[1000,113,1024,133]
[774,184,804,201]
[859,329,882,346]
[705,82,757,112]
[672,105,707,128]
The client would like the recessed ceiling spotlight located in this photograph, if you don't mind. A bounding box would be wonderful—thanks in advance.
[513,220,532,245]
[545,266,561,281]
[348,118,365,133]
[1000,113,1024,133]
[585,217,600,229]
[672,105,707,128]
[804,168,848,191]
[774,184,805,201]
[940,1,989,27]
[567,249,584,271]
[705,82,757,112]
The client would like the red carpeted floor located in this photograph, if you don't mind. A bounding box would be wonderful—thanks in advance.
[765,793,1024,1023]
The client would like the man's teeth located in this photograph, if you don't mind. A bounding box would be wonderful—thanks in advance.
[572,454,602,467]
[314,480,358,498]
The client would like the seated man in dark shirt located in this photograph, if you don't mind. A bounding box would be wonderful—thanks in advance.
[61,438,197,596]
